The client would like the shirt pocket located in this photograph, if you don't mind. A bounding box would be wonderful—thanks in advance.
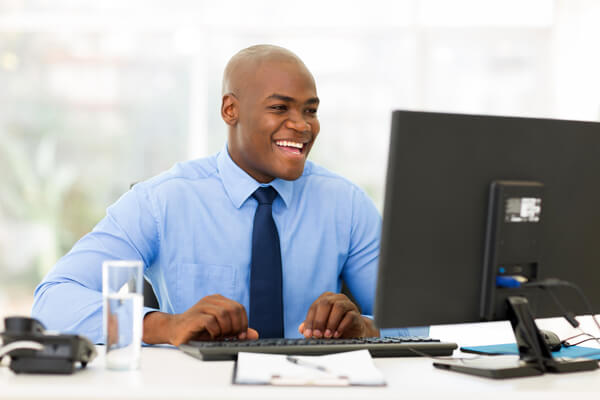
[175,263,236,312]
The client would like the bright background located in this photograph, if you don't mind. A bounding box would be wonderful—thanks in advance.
[1,0,599,321]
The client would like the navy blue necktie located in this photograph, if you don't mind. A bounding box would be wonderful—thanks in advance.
[249,186,284,338]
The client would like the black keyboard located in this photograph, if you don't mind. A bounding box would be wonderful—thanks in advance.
[179,336,457,361]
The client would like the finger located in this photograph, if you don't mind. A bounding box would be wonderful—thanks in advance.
[215,295,248,335]
[239,302,248,334]
[214,297,245,336]
[172,313,215,346]
[302,305,317,338]
[298,322,305,334]
[311,300,334,338]
[237,313,251,340]
[325,302,354,338]
[201,294,248,337]
[190,330,213,342]
[203,303,233,336]
[237,327,259,340]
[335,311,362,338]
[246,328,259,340]
[200,313,222,339]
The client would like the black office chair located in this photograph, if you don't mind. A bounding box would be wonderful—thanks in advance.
[143,279,160,309]
[341,281,361,313]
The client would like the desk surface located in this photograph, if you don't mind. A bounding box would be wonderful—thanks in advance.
[2,318,599,400]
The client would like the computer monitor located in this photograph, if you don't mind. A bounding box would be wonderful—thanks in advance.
[374,110,600,378]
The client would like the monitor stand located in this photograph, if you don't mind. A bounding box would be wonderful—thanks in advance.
[433,296,599,379]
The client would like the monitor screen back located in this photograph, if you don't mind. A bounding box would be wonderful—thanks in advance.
[374,110,600,328]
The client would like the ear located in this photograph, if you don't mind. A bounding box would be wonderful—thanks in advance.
[221,94,238,126]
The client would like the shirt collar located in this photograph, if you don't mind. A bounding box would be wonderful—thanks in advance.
[216,144,294,209]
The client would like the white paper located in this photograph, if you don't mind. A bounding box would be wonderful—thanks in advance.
[234,349,386,386]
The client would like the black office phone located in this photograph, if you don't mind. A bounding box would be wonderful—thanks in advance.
[0,316,96,374]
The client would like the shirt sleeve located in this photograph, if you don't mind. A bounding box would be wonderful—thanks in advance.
[31,184,159,344]
[340,187,430,338]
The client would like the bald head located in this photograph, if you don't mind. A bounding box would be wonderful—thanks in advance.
[220,44,320,183]
[222,45,314,96]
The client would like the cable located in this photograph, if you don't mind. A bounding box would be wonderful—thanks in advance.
[523,278,600,341]
[559,332,600,359]
[414,279,600,367]
[563,331,596,343]
[0,341,44,360]
[404,345,483,364]
[540,286,579,328]
[563,336,600,347]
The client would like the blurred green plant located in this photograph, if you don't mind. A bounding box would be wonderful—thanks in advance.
[0,132,102,281]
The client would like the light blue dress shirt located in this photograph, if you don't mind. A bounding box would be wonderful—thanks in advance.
[32,145,427,343]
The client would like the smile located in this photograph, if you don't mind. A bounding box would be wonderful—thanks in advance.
[275,140,306,155]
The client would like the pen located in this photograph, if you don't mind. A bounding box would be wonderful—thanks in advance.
[286,355,335,375]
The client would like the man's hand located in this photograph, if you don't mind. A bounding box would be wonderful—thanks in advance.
[298,292,380,339]
[142,294,259,346]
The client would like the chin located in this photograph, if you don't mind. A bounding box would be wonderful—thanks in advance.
[278,168,304,181]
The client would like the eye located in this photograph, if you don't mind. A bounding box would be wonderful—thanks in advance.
[305,107,318,115]
[269,104,288,112]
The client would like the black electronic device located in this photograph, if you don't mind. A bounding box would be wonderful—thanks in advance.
[374,110,600,378]
[481,180,544,320]
[0,317,97,374]
[540,329,563,352]
[179,336,457,361]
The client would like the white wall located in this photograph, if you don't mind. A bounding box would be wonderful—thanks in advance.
[0,0,599,318]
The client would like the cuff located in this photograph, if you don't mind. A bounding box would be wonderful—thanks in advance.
[142,307,160,346]
[143,306,160,318]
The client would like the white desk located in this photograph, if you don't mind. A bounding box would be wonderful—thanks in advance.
[2,318,599,400]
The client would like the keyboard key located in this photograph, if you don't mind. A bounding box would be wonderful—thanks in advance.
[180,336,457,361]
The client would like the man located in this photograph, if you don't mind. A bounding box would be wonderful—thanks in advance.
[32,45,423,345]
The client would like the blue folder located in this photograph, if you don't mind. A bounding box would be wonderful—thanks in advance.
[461,343,600,360]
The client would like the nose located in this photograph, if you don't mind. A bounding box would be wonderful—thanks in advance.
[285,114,311,132]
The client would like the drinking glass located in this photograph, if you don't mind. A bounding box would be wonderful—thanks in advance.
[102,260,144,370]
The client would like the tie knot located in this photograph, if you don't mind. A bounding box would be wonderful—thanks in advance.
[253,186,278,205]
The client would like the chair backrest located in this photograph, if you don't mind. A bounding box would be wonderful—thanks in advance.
[143,279,160,309]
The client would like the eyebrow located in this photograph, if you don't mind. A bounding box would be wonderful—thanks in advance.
[266,93,320,105]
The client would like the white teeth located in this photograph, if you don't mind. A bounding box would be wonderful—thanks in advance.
[276,140,303,149]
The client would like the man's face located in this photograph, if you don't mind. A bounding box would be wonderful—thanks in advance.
[227,59,320,183]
